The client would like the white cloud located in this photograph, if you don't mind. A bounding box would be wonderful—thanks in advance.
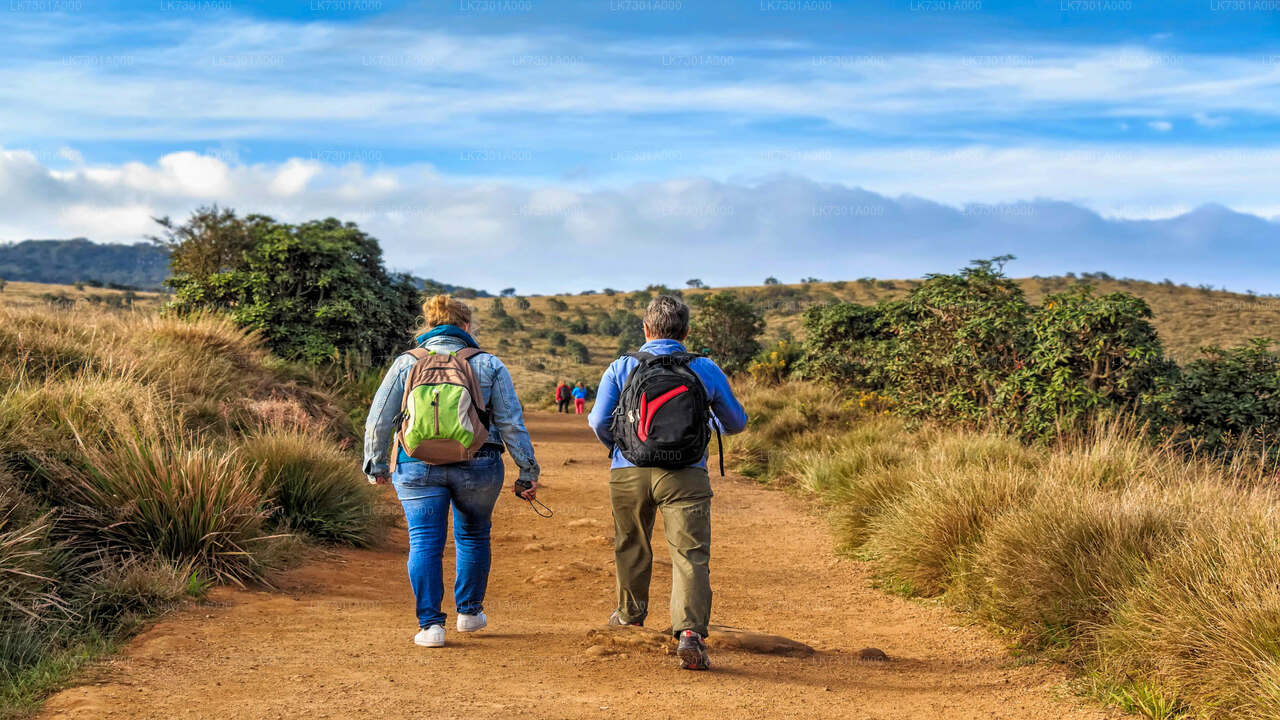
[1148,120,1173,132]
[2,150,1278,294]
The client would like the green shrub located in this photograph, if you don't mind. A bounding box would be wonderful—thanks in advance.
[686,291,764,374]
[160,207,419,365]
[748,339,804,385]
[1001,286,1172,439]
[240,431,382,547]
[799,302,889,387]
[1156,338,1280,459]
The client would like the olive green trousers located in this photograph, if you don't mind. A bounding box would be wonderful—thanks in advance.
[608,466,712,637]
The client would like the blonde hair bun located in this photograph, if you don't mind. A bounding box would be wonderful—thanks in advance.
[422,294,473,329]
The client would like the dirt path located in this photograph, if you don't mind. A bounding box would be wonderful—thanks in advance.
[41,412,1120,720]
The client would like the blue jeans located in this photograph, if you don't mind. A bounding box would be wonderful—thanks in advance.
[392,447,504,629]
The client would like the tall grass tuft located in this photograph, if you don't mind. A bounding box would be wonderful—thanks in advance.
[240,430,383,547]
[67,434,274,586]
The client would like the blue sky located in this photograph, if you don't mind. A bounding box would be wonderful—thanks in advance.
[2,0,1280,292]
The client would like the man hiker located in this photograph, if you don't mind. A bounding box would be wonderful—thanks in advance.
[555,380,571,413]
[572,382,588,415]
[587,295,748,671]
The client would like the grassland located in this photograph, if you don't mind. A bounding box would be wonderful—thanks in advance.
[463,276,1280,404]
[730,380,1280,719]
[0,291,382,718]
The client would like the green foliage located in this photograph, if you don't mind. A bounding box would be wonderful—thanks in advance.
[162,207,419,365]
[880,258,1031,425]
[548,330,567,347]
[800,258,1177,441]
[1002,286,1173,438]
[1156,338,1280,457]
[800,302,889,387]
[748,339,805,385]
[547,297,568,311]
[566,339,591,364]
[686,291,765,374]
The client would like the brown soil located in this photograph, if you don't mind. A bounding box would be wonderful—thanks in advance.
[41,412,1124,720]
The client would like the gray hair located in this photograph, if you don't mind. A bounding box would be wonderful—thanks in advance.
[644,294,690,340]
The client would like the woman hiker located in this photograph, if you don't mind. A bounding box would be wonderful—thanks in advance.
[363,294,541,648]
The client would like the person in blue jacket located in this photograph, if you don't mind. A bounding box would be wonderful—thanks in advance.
[587,294,748,670]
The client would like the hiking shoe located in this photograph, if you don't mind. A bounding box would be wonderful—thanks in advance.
[608,610,642,627]
[414,625,445,648]
[677,630,710,671]
[457,612,487,633]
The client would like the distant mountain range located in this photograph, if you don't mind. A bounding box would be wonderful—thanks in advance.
[0,238,490,296]
[0,239,170,290]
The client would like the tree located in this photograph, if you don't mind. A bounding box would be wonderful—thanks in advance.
[763,276,780,285]
[163,209,419,365]
[515,296,531,310]
[500,287,516,297]
[686,278,707,289]
[686,291,765,374]
[0,277,6,293]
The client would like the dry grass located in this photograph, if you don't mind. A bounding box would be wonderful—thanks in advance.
[0,300,372,715]
[734,381,1280,719]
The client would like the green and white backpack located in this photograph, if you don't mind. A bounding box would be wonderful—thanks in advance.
[392,347,491,468]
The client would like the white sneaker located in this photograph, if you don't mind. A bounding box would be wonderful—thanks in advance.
[414,625,445,648]
[456,612,487,633]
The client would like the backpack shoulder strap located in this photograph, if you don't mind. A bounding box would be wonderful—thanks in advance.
[405,347,432,361]
[455,347,489,361]
[451,347,493,422]
[627,351,656,363]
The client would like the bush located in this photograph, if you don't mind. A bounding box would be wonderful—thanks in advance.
[748,340,804,385]
[1157,338,1280,458]
[799,302,889,387]
[686,291,764,374]
[565,340,591,365]
[161,207,419,365]
[240,431,382,547]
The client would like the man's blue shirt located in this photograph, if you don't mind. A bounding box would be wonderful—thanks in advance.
[587,339,749,470]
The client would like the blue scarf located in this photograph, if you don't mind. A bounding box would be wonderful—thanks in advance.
[415,324,479,349]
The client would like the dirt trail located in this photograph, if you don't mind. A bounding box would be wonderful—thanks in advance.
[41,412,1121,720]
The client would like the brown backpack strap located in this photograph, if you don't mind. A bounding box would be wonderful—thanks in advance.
[452,347,493,425]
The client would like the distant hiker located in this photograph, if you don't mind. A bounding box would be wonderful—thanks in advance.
[587,295,748,671]
[555,380,572,413]
[363,294,540,649]
[572,382,588,415]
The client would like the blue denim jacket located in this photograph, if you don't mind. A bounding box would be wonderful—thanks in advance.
[587,338,749,470]
[362,335,540,483]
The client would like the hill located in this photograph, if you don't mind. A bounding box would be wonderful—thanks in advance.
[0,238,490,296]
[467,276,1280,404]
[0,238,170,290]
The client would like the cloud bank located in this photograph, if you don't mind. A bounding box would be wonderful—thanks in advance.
[3,149,1277,294]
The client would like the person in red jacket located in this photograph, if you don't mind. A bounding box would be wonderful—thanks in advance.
[554,380,571,413]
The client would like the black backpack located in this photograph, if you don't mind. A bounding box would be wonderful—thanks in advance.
[610,352,724,475]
